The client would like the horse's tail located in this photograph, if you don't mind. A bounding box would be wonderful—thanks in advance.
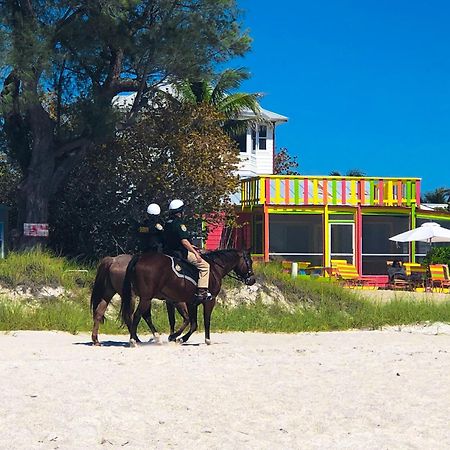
[90,256,114,321]
[120,255,140,327]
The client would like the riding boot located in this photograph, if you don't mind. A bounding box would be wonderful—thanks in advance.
[195,287,212,304]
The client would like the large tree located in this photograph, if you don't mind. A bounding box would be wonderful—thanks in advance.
[0,0,250,247]
[50,102,240,258]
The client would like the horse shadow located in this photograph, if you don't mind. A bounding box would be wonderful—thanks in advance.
[73,340,129,347]
[73,339,204,347]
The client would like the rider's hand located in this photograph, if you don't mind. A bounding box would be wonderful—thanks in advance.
[195,252,202,262]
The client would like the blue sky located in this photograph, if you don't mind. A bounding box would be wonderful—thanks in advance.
[235,0,450,193]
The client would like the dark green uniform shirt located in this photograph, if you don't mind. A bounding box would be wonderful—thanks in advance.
[163,217,189,258]
[137,217,164,252]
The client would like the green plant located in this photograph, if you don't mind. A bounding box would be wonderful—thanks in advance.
[424,247,450,267]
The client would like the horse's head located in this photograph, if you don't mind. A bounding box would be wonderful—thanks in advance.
[234,249,256,286]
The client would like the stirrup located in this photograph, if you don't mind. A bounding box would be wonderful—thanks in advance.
[195,289,212,303]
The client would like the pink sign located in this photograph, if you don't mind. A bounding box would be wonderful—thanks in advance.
[24,223,49,237]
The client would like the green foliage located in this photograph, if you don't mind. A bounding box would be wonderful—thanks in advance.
[273,147,299,175]
[421,187,450,205]
[174,67,262,135]
[49,102,240,258]
[0,0,251,241]
[425,247,450,267]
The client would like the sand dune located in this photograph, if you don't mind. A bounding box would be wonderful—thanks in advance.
[1,327,449,449]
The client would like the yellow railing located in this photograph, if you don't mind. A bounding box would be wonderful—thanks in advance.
[241,175,421,208]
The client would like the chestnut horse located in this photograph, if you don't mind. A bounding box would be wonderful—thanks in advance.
[90,254,189,346]
[120,249,255,346]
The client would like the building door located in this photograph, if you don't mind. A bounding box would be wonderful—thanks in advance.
[329,223,354,264]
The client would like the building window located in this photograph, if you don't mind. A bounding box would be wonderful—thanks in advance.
[258,125,267,150]
[361,215,409,275]
[250,124,269,152]
[251,128,257,153]
[235,132,247,153]
[269,214,323,265]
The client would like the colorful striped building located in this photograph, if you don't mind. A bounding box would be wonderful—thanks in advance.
[224,174,450,282]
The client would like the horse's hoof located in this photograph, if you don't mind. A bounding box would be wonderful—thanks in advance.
[150,335,162,344]
[93,342,102,347]
[176,337,184,344]
[205,339,211,346]
[129,339,137,348]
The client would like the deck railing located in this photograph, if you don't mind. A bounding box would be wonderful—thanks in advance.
[241,176,421,208]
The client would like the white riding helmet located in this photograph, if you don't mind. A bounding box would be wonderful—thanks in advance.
[147,203,161,215]
[168,199,184,213]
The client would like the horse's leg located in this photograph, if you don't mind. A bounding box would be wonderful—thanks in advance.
[203,298,216,345]
[168,302,189,342]
[166,302,176,337]
[177,302,198,344]
[91,299,112,346]
[129,298,149,347]
[141,300,161,343]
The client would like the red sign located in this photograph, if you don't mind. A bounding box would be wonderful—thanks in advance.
[24,223,49,237]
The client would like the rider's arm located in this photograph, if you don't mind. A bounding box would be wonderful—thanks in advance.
[181,239,202,261]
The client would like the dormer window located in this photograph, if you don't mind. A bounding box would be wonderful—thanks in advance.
[251,125,268,152]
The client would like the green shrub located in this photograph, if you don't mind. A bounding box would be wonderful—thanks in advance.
[425,247,450,267]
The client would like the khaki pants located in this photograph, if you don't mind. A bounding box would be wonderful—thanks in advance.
[187,251,210,288]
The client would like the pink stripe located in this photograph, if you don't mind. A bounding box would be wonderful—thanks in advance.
[416,180,421,205]
[304,179,309,204]
[378,180,384,205]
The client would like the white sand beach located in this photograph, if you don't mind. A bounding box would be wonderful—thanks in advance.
[1,327,450,450]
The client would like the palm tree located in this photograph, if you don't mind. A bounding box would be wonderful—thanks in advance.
[174,68,262,134]
[421,187,450,204]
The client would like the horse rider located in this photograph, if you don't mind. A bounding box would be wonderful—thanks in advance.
[163,199,212,303]
[137,203,164,253]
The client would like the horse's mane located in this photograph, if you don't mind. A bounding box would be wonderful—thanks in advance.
[202,248,239,264]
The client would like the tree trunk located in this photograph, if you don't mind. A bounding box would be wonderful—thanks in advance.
[17,172,53,249]
[14,99,57,249]
[16,125,55,249]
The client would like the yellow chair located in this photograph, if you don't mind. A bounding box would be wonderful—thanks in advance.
[281,261,292,274]
[330,259,349,278]
[403,263,426,276]
[297,261,311,275]
[403,263,427,289]
[430,264,450,292]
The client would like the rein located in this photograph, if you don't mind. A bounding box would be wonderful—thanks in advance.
[203,250,254,284]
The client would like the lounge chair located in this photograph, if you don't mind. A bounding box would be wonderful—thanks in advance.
[429,264,450,292]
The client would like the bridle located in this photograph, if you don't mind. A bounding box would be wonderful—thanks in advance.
[227,251,254,285]
[203,249,254,284]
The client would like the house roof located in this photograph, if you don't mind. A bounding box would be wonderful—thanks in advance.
[112,92,288,123]
[239,107,288,124]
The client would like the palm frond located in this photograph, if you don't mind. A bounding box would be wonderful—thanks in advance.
[211,68,251,105]
[218,92,262,119]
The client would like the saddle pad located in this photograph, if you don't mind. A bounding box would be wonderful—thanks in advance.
[168,256,199,287]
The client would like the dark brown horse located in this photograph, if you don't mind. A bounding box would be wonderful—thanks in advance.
[90,254,189,346]
[120,249,255,346]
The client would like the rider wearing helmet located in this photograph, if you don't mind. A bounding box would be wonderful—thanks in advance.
[163,199,212,303]
[137,203,164,253]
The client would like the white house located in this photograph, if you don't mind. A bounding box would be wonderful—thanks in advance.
[235,107,288,178]
[113,91,288,179]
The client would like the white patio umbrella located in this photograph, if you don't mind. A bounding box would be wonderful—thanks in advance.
[389,222,450,243]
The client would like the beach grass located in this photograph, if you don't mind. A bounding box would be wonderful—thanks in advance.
[0,253,449,335]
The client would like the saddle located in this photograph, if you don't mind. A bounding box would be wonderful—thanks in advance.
[167,254,199,287]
